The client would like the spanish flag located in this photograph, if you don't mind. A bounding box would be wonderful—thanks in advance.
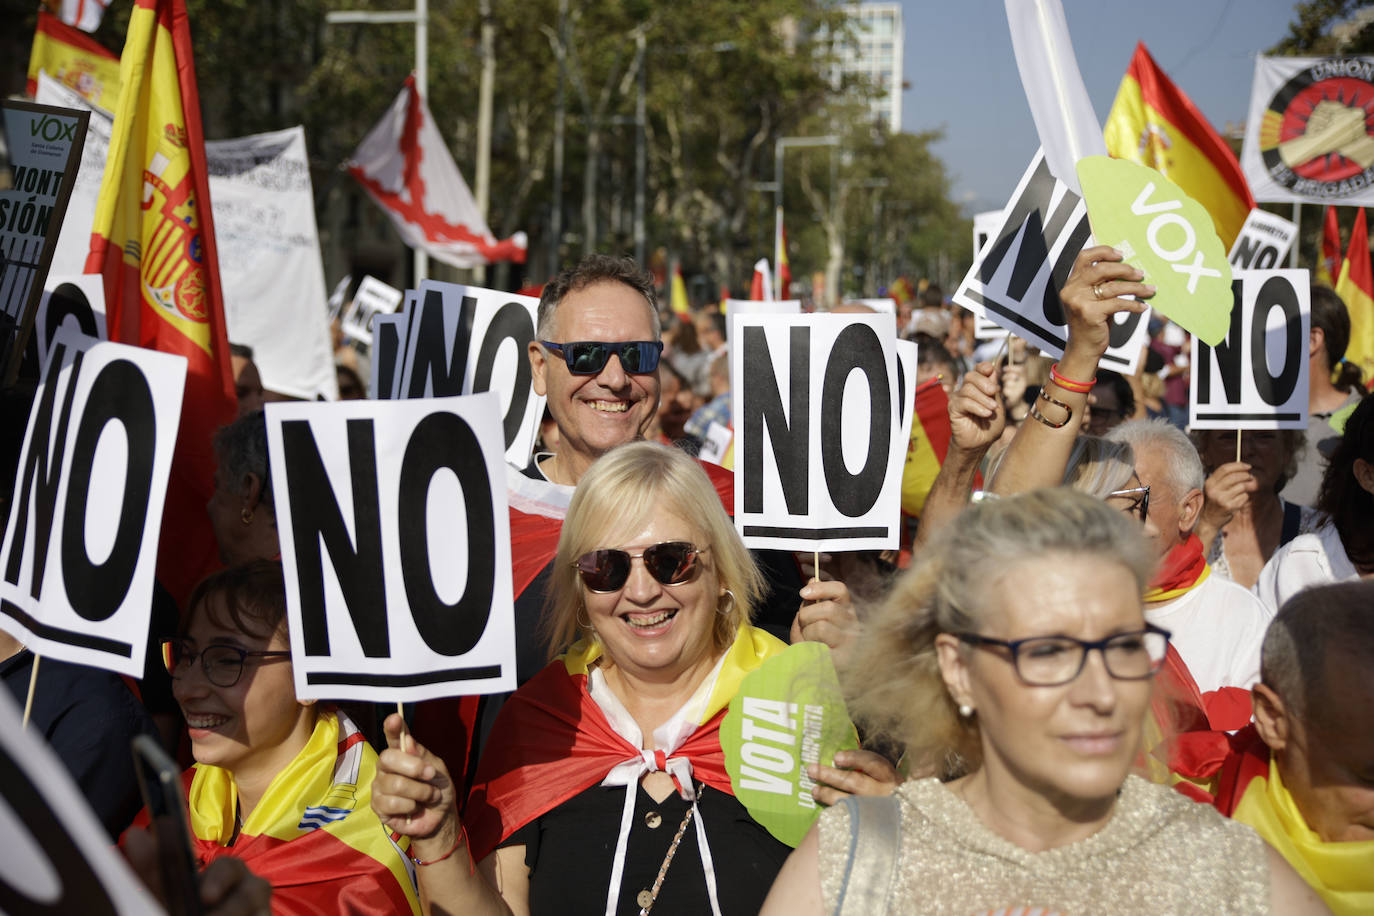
[1104,42,1254,252]
[1316,206,1342,289]
[1334,208,1374,386]
[670,262,690,316]
[899,377,954,518]
[85,0,236,605]
[27,10,121,111]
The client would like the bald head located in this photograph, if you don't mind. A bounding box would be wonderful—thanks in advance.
[1261,580,1374,726]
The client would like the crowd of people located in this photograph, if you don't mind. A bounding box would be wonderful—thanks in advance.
[4,249,1371,915]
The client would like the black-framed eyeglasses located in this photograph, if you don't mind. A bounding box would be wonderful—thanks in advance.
[574,541,706,593]
[161,638,292,688]
[1107,485,1150,524]
[953,623,1171,686]
[540,340,663,375]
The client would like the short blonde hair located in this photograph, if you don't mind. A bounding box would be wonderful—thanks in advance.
[541,442,765,659]
[1063,435,1137,499]
[840,488,1154,779]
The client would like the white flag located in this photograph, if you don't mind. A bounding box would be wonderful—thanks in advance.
[348,75,528,268]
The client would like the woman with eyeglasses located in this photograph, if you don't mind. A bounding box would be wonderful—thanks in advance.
[760,489,1328,915]
[161,561,420,914]
[371,442,792,915]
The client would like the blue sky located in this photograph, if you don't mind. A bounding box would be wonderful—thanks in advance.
[898,0,1306,213]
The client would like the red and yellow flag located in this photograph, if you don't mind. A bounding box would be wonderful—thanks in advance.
[27,10,121,110]
[900,377,955,518]
[669,263,689,316]
[1334,208,1374,386]
[775,208,792,300]
[85,0,236,605]
[1316,205,1342,288]
[1104,42,1255,252]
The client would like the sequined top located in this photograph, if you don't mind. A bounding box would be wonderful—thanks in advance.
[817,775,1271,915]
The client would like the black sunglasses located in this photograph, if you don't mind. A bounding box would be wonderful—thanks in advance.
[573,541,705,592]
[541,340,663,375]
[1108,485,1150,524]
[161,638,291,688]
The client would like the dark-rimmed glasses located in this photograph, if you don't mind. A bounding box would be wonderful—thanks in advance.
[161,638,291,688]
[1107,485,1150,524]
[954,623,1171,686]
[574,541,705,593]
[540,340,663,375]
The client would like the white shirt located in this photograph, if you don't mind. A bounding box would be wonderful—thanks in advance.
[1253,522,1360,616]
[1145,572,1270,694]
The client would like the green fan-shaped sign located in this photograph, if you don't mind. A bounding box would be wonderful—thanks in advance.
[720,642,858,847]
[1077,156,1233,346]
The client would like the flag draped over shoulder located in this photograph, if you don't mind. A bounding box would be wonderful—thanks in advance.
[84,0,236,605]
[1334,208,1374,385]
[27,10,121,111]
[1317,205,1342,288]
[1104,42,1255,252]
[348,75,527,268]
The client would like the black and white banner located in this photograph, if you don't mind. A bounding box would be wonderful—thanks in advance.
[266,394,516,702]
[731,313,906,551]
[29,273,106,375]
[0,329,185,677]
[341,275,403,348]
[1190,269,1310,429]
[952,151,1150,373]
[1227,209,1298,270]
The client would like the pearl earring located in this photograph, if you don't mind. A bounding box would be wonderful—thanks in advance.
[958,704,974,718]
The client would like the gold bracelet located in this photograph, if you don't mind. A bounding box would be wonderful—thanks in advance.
[1029,388,1073,429]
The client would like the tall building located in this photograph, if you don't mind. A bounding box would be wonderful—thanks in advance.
[835,2,904,132]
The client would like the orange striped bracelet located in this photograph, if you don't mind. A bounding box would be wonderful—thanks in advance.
[1049,362,1095,393]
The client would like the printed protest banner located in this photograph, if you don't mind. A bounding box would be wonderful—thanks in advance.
[720,642,858,847]
[36,74,114,279]
[1191,269,1311,430]
[951,151,1151,374]
[0,689,164,915]
[848,298,896,314]
[341,275,403,348]
[29,273,106,374]
[0,100,88,384]
[698,421,734,468]
[1241,56,1374,206]
[1077,156,1234,347]
[1228,209,1298,270]
[394,281,544,467]
[0,329,185,677]
[207,127,338,401]
[732,312,906,551]
[266,393,516,702]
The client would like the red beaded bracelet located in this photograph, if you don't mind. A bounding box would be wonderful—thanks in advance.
[409,825,473,872]
[1049,362,1095,393]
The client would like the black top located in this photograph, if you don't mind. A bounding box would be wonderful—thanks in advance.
[0,649,159,838]
[504,782,789,916]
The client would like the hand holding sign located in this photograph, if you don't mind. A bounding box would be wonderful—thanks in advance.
[948,361,1007,453]
[1058,246,1154,372]
[1077,156,1233,346]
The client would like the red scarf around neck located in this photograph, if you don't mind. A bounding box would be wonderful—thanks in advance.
[1144,534,1209,603]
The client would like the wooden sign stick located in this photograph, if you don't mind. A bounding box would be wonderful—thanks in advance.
[22,655,40,729]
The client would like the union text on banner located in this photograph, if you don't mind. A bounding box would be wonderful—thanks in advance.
[265,394,516,702]
[1241,56,1374,206]
[1190,270,1310,430]
[348,75,527,268]
[951,150,1150,374]
[0,689,164,914]
[731,312,906,551]
[84,0,237,605]
[26,11,121,110]
[0,329,185,678]
[1104,42,1255,253]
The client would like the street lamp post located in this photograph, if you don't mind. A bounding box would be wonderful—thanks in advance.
[771,135,838,298]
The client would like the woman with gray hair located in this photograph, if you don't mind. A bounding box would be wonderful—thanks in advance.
[371,442,793,915]
[761,489,1326,915]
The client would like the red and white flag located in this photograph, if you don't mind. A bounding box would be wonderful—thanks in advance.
[749,258,773,301]
[53,0,110,32]
[348,75,527,268]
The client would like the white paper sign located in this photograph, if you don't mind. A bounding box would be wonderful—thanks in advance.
[31,273,106,374]
[0,329,185,677]
[1227,209,1298,270]
[732,313,905,551]
[1190,269,1310,430]
[895,338,919,450]
[266,394,516,702]
[699,422,733,466]
[327,274,352,322]
[971,210,1009,339]
[395,281,545,468]
[952,151,1150,374]
[341,275,403,347]
[369,312,406,400]
[848,298,896,314]
[0,690,165,915]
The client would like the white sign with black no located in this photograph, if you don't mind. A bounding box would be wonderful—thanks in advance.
[341,275,403,347]
[29,273,107,375]
[0,327,185,678]
[394,280,545,468]
[266,393,516,702]
[1228,209,1297,270]
[731,313,906,552]
[1190,269,1310,430]
[952,150,1151,374]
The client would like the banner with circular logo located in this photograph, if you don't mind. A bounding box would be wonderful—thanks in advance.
[1241,55,1374,205]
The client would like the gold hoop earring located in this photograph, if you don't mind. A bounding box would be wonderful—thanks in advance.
[717,589,736,617]
[240,507,254,525]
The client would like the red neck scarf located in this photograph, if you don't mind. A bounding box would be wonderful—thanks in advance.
[1144,534,1210,603]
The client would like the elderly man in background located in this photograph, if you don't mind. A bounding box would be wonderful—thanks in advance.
[1214,580,1374,916]
[1106,419,1271,718]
